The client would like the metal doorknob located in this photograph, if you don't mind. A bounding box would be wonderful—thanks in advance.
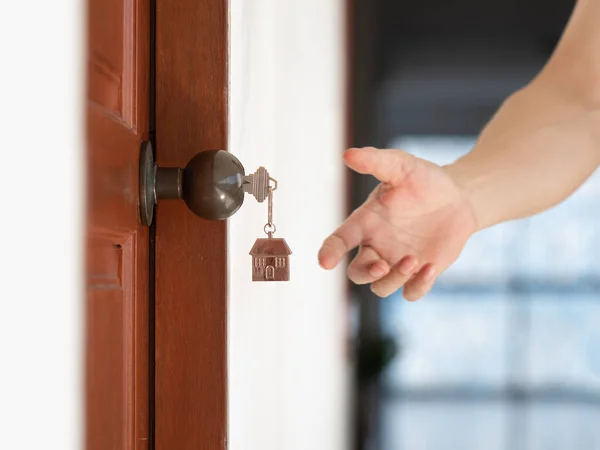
[139,142,249,226]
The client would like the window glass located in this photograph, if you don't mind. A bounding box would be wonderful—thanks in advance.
[380,136,600,450]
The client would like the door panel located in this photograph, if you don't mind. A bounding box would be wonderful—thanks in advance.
[88,0,139,128]
[155,0,228,448]
[86,0,150,448]
[86,231,144,450]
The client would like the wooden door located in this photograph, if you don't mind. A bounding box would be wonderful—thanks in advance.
[86,0,228,448]
[85,0,150,448]
[154,1,228,448]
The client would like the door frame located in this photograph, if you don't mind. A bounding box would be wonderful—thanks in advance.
[153,1,229,448]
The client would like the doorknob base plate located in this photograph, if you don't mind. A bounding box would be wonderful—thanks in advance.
[139,141,156,226]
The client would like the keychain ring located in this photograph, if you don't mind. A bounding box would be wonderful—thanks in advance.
[264,223,276,235]
[269,177,278,191]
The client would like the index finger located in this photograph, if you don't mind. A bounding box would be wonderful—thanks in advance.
[318,217,363,270]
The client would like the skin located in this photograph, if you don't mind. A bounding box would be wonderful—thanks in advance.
[318,0,600,300]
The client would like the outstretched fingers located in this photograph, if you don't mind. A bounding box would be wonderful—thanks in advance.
[402,263,437,301]
[347,245,391,285]
[318,215,364,270]
[370,255,420,298]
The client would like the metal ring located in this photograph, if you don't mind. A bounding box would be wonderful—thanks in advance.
[269,177,278,191]
[264,223,276,235]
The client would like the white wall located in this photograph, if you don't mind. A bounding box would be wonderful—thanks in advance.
[228,1,349,449]
[0,1,83,449]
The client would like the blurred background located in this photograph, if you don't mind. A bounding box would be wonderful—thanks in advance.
[349,0,600,449]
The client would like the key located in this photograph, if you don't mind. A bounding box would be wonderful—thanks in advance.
[243,166,274,203]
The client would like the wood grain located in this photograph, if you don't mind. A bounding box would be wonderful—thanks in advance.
[85,0,150,447]
[154,0,228,448]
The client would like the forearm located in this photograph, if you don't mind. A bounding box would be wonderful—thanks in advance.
[444,0,600,230]
[539,0,600,107]
[445,91,599,230]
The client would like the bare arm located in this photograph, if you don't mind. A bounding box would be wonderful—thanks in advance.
[445,0,600,230]
[318,0,600,300]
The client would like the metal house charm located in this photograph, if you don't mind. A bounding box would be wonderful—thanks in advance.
[249,236,292,281]
[249,176,291,281]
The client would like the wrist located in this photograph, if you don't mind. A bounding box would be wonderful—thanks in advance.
[443,159,493,232]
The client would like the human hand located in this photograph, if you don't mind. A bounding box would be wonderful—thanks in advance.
[318,147,478,300]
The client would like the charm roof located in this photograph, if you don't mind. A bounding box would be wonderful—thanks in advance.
[249,238,292,256]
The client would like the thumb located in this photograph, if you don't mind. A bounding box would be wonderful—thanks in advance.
[343,147,416,184]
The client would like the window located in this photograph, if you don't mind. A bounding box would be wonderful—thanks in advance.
[379,136,600,450]
[254,257,266,268]
[275,257,286,268]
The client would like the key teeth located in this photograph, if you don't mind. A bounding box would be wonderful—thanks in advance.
[244,167,270,203]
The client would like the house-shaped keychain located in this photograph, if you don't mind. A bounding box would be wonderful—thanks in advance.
[249,237,292,281]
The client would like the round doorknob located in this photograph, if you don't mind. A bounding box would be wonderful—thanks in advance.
[182,150,246,220]
[139,142,246,226]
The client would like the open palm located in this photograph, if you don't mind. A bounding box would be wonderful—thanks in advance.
[318,147,477,300]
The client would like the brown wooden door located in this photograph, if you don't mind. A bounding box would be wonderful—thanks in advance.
[85,0,150,448]
[154,1,228,448]
[86,0,228,448]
